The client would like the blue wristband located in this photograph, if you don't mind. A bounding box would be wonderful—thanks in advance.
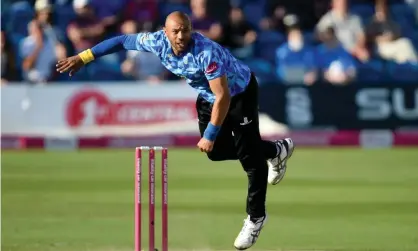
[203,122,221,141]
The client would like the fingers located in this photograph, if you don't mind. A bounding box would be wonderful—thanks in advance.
[56,60,72,73]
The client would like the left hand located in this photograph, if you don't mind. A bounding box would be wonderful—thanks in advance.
[197,138,214,153]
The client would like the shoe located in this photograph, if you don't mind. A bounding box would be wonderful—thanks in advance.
[267,138,295,185]
[234,214,268,250]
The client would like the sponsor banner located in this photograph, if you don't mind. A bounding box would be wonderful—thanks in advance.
[2,83,418,137]
[259,84,418,130]
[3,130,418,150]
[1,82,197,135]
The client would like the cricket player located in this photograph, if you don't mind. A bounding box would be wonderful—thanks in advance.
[56,11,295,250]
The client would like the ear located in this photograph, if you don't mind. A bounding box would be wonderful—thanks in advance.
[163,26,167,35]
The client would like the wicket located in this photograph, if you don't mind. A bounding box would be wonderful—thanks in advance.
[135,146,168,251]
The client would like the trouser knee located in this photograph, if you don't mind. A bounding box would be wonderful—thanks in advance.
[207,150,237,161]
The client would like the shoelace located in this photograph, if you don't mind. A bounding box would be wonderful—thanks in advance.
[272,142,287,172]
[239,218,255,237]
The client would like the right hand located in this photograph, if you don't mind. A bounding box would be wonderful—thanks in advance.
[56,55,84,77]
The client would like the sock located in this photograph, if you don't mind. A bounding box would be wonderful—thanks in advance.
[262,141,280,159]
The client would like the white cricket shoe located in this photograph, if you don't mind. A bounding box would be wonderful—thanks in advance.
[234,215,268,250]
[267,138,295,185]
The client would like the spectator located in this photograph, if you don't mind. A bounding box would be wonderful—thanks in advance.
[366,0,417,63]
[67,0,105,53]
[275,15,317,85]
[220,7,256,59]
[266,0,325,31]
[316,26,357,85]
[120,0,158,30]
[33,0,67,61]
[1,30,19,83]
[89,0,127,33]
[190,0,223,42]
[269,5,287,33]
[120,22,168,83]
[316,0,370,62]
[20,20,63,83]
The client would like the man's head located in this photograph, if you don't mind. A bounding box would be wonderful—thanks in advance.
[190,0,207,19]
[375,0,388,21]
[331,0,348,15]
[164,11,192,55]
[73,0,94,17]
[322,26,338,48]
[229,7,244,24]
[34,0,53,25]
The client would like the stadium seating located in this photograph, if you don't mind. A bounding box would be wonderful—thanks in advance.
[1,0,417,84]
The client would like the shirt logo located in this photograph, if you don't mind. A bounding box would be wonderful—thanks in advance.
[240,117,252,126]
[205,62,218,74]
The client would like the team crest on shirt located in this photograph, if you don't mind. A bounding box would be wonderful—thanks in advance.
[206,62,218,74]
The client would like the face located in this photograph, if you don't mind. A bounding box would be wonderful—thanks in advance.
[75,6,92,17]
[375,3,388,21]
[322,28,337,45]
[332,0,347,13]
[191,0,206,18]
[288,29,302,42]
[37,9,51,24]
[230,8,243,22]
[164,19,192,55]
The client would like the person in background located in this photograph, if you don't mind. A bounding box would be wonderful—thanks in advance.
[190,0,223,42]
[67,0,105,54]
[20,20,64,83]
[220,7,257,59]
[316,26,357,85]
[120,0,158,33]
[33,0,67,62]
[1,30,19,83]
[120,21,168,83]
[275,15,317,85]
[316,0,370,62]
[366,0,417,63]
[88,0,127,34]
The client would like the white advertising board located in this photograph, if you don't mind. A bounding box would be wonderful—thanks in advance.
[1,81,198,136]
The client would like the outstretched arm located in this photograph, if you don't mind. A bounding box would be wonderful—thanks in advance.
[56,32,160,76]
[87,34,139,62]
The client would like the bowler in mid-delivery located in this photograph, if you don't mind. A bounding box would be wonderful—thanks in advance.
[56,11,295,250]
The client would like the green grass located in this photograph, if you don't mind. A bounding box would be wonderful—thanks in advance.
[2,148,418,251]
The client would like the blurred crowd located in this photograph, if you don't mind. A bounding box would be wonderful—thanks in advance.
[1,0,418,85]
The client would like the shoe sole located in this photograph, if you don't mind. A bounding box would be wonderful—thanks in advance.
[271,139,295,185]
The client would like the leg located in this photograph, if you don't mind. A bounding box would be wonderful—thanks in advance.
[229,76,268,218]
[231,74,269,250]
[233,115,268,218]
[232,73,295,250]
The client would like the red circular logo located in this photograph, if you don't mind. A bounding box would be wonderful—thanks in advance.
[66,89,112,127]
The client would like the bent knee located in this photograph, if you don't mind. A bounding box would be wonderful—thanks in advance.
[207,151,237,161]
[207,152,224,161]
